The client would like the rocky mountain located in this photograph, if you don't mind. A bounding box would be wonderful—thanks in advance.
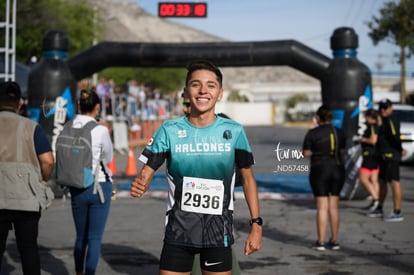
[89,0,319,88]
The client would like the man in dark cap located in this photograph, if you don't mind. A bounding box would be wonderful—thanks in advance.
[367,98,406,222]
[0,81,54,274]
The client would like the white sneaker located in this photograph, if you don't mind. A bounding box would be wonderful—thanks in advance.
[312,241,326,251]
[383,212,404,222]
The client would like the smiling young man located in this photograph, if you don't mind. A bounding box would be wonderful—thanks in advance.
[130,60,262,275]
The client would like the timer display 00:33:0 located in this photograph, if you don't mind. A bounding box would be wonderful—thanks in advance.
[158,2,207,18]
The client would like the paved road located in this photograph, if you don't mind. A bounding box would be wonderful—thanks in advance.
[2,126,414,274]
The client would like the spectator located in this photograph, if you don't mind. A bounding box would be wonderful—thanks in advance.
[0,81,54,275]
[368,99,407,222]
[64,89,114,275]
[96,77,110,118]
[302,105,346,251]
[354,109,380,212]
[95,77,108,100]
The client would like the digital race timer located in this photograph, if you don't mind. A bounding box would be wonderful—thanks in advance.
[158,2,207,18]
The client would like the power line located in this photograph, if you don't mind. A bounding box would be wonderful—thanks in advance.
[343,0,356,26]
[349,0,367,28]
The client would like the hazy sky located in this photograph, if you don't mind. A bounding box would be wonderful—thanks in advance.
[132,0,413,75]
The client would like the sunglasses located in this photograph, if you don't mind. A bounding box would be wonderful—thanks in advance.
[379,106,389,110]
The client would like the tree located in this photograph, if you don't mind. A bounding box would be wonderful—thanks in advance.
[367,0,414,104]
[0,0,186,94]
[227,90,249,102]
[286,93,309,108]
[0,0,102,63]
[100,67,187,94]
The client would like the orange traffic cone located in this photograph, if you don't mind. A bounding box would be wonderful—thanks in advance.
[125,148,138,176]
[108,156,117,175]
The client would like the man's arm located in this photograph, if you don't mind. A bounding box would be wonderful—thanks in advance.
[240,167,263,256]
[303,149,312,158]
[34,125,54,182]
[38,151,54,182]
[387,118,404,154]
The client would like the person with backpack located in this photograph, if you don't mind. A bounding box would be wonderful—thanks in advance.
[56,89,113,275]
[0,81,54,275]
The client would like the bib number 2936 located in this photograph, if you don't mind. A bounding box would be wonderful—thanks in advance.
[181,177,224,215]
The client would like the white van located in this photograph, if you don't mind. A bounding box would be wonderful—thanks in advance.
[392,104,414,163]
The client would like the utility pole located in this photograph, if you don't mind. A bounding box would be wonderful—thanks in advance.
[399,0,407,104]
[92,4,98,87]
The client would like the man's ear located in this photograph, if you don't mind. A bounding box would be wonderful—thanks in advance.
[217,88,224,101]
[17,98,23,112]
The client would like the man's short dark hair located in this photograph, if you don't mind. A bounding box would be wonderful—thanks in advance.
[185,60,223,87]
[0,81,21,108]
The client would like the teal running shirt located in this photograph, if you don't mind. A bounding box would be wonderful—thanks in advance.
[139,115,254,248]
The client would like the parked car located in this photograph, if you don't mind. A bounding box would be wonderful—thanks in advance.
[392,104,414,163]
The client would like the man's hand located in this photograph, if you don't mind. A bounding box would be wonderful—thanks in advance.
[244,224,262,256]
[130,169,149,198]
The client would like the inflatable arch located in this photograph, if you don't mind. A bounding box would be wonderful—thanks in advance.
[27,27,372,199]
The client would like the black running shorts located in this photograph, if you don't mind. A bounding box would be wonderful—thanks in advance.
[309,162,345,196]
[159,243,232,272]
[360,155,379,170]
[379,158,400,183]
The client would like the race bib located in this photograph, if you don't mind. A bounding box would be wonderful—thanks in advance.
[181,176,224,215]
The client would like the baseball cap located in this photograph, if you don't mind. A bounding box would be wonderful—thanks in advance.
[379,98,392,109]
[0,81,21,102]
